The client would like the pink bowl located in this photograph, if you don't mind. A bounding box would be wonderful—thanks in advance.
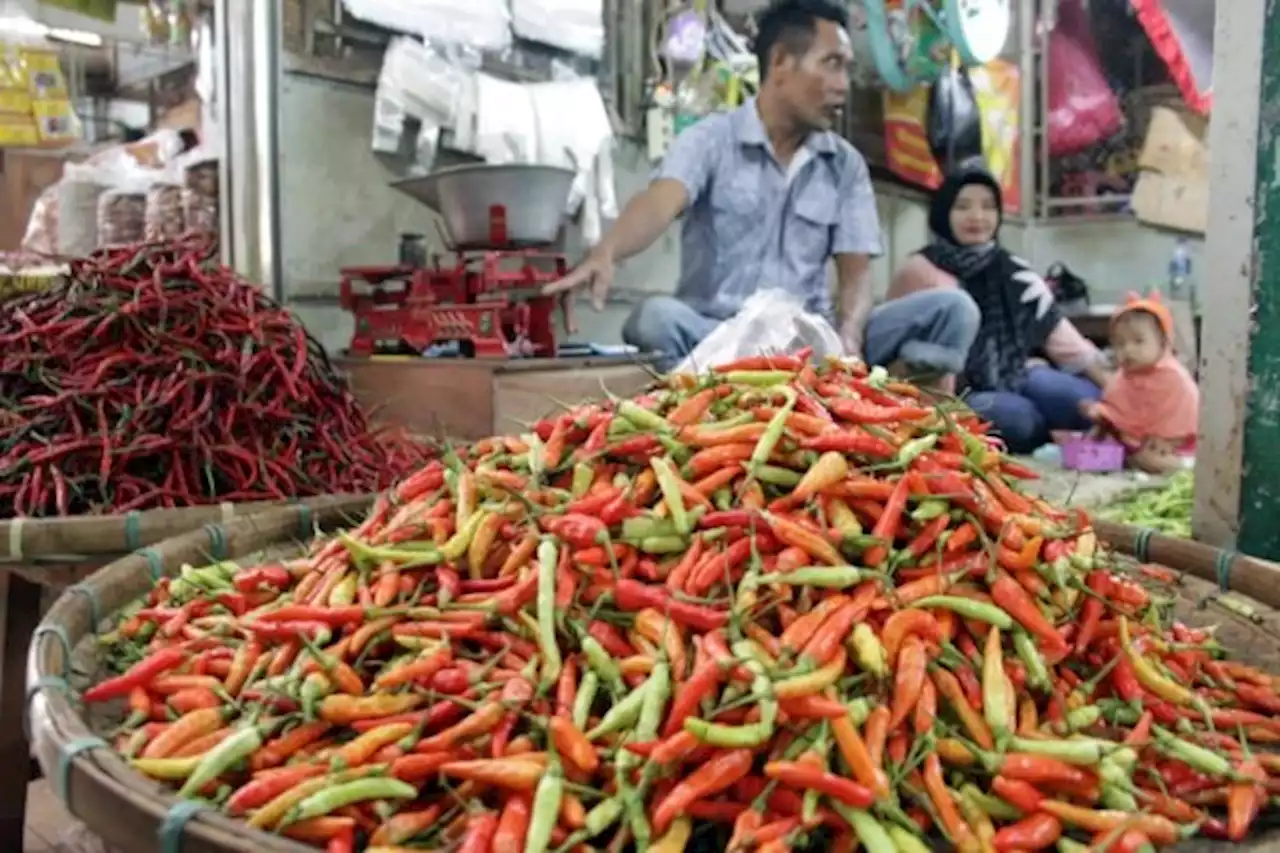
[1060,435,1126,472]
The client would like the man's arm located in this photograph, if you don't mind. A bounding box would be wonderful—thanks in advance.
[597,180,689,262]
[831,149,883,352]
[596,119,722,262]
[835,253,874,349]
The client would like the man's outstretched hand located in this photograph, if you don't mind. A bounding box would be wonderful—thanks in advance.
[542,250,616,334]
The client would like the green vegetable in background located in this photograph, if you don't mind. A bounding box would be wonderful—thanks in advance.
[1095,470,1193,538]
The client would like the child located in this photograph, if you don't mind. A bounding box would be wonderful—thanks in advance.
[1080,291,1199,474]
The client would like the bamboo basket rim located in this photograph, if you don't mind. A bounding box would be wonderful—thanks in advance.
[25,512,1280,853]
[1,495,364,566]
[28,495,375,853]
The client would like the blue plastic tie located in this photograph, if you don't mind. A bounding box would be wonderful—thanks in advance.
[34,624,72,674]
[139,546,165,581]
[1215,548,1235,591]
[1132,527,1153,563]
[204,524,227,560]
[158,800,207,853]
[65,583,101,628]
[123,510,142,551]
[55,735,107,803]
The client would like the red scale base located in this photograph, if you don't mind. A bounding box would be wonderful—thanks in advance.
[340,249,567,358]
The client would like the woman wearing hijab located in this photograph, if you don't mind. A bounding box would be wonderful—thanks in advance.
[879,166,1112,453]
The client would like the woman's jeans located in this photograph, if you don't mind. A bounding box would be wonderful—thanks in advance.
[967,367,1102,454]
[623,289,982,374]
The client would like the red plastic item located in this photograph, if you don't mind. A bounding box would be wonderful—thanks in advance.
[340,250,566,358]
[1045,0,1123,157]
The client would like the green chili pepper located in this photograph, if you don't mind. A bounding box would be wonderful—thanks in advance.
[583,796,623,836]
[958,783,1022,821]
[830,804,897,853]
[580,636,624,694]
[535,539,562,688]
[572,671,599,730]
[887,825,933,853]
[622,661,670,774]
[684,663,775,747]
[1006,735,1113,766]
[752,464,803,487]
[1055,704,1102,734]
[570,462,594,498]
[1012,630,1050,691]
[1152,726,1235,777]
[910,498,950,522]
[1057,839,1091,853]
[587,679,651,741]
[650,456,691,536]
[756,566,880,588]
[721,369,796,386]
[289,777,417,825]
[847,696,872,727]
[617,400,673,433]
[339,533,442,568]
[621,515,677,541]
[909,596,1015,629]
[526,752,564,853]
[1097,698,1142,726]
[178,722,268,798]
[636,535,689,555]
[896,434,937,466]
[748,388,796,476]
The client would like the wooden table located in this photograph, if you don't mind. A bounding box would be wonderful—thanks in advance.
[337,354,658,440]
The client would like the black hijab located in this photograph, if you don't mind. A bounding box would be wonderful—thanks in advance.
[919,166,1062,393]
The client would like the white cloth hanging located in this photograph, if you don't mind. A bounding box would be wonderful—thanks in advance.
[528,79,616,245]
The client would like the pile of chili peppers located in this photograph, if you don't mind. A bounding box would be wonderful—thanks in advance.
[0,239,434,517]
[83,354,1280,853]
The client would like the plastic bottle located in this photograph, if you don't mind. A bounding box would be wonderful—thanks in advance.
[1168,238,1191,299]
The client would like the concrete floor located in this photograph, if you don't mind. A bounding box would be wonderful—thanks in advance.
[1014,456,1164,509]
[24,780,74,853]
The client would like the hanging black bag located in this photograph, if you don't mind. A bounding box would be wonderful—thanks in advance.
[926,64,985,174]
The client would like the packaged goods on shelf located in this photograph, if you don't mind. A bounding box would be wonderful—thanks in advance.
[97,189,148,247]
[144,180,186,241]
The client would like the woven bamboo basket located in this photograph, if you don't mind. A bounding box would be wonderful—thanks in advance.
[24,511,1280,852]
[29,495,374,853]
[0,499,344,592]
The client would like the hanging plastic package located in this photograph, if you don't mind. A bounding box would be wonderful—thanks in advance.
[1129,0,1213,114]
[884,59,1021,212]
[925,63,984,174]
[1045,0,1123,157]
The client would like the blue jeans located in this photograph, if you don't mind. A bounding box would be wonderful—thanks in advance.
[967,366,1102,454]
[622,289,982,374]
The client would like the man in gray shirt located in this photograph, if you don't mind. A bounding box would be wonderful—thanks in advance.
[545,0,979,373]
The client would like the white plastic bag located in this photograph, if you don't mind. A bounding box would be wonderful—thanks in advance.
[673,289,844,374]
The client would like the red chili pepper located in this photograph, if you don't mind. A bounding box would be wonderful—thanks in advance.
[992,813,1061,851]
[763,760,875,808]
[82,646,186,703]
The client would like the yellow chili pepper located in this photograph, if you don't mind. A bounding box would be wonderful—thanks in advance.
[774,651,846,699]
[327,572,357,606]
[440,509,488,562]
[466,510,501,579]
[1119,617,1198,707]
[131,754,205,780]
[982,626,1014,743]
[827,497,864,538]
[651,816,693,853]
[850,623,887,678]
